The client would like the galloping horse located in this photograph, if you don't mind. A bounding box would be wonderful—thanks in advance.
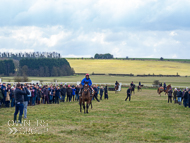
[138,85,144,92]
[157,84,171,96]
[115,83,120,93]
[131,85,136,94]
[79,82,91,113]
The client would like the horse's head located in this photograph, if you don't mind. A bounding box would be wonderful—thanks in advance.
[167,84,171,89]
[83,83,89,95]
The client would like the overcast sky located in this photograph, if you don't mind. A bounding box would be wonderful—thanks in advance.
[0,0,190,58]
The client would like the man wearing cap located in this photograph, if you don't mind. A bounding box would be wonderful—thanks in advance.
[80,74,93,96]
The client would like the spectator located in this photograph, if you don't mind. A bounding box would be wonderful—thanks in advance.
[75,85,80,101]
[2,83,7,107]
[177,88,183,105]
[60,85,66,102]
[14,83,27,123]
[37,86,42,104]
[104,86,108,100]
[97,85,100,96]
[0,86,3,108]
[10,86,15,107]
[5,84,11,107]
[27,86,31,106]
[168,88,173,103]
[72,85,76,101]
[23,84,30,119]
[188,89,190,108]
[66,85,72,102]
[55,86,60,104]
[92,85,99,102]
[100,86,104,100]
[43,85,49,104]
[183,88,189,108]
[125,87,131,101]
[173,88,177,104]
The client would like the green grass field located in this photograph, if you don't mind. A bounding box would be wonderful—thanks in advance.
[2,75,190,87]
[1,89,190,143]
[67,59,190,76]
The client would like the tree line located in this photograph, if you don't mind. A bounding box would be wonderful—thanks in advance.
[94,53,114,59]
[0,60,15,76]
[20,58,75,77]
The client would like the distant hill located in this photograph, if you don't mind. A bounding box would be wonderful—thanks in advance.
[67,59,190,76]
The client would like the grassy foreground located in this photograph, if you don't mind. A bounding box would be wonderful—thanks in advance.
[2,75,190,87]
[67,59,190,76]
[0,89,190,143]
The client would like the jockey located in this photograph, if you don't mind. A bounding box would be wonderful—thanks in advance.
[130,81,134,87]
[115,81,119,87]
[81,74,92,87]
[139,81,141,86]
[164,82,166,91]
[80,74,93,95]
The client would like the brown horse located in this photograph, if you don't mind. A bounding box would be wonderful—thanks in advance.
[79,83,91,114]
[157,84,171,96]
[138,85,144,92]
[115,83,120,93]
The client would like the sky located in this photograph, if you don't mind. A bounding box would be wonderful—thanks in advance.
[0,0,190,58]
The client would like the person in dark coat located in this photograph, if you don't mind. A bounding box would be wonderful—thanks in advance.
[43,85,49,104]
[14,83,27,123]
[55,86,60,104]
[183,88,189,107]
[1,83,7,107]
[104,86,108,100]
[177,88,183,105]
[100,86,104,100]
[66,85,72,102]
[125,87,131,101]
[60,85,66,102]
[36,86,42,104]
[93,85,100,102]
[0,86,3,108]
[168,88,173,103]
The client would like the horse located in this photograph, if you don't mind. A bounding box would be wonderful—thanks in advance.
[115,83,120,93]
[131,85,135,94]
[79,83,91,114]
[157,84,171,96]
[138,85,144,92]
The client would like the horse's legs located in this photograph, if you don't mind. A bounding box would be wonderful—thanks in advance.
[91,101,92,109]
[83,102,85,114]
[86,103,89,114]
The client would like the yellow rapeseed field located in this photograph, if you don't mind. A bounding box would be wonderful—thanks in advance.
[67,59,190,76]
